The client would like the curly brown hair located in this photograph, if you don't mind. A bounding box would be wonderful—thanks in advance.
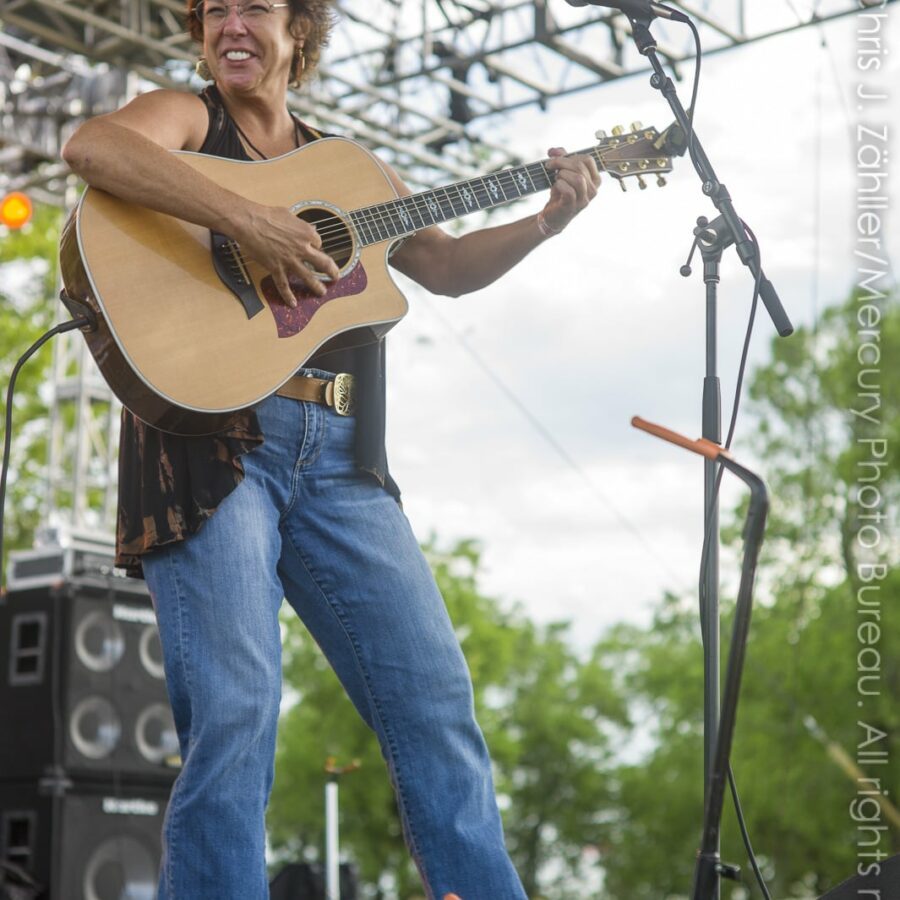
[185,0,337,85]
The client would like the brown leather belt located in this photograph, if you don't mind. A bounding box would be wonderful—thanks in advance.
[275,372,357,416]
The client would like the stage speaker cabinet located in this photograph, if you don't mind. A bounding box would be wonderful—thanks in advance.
[0,579,180,785]
[0,779,167,900]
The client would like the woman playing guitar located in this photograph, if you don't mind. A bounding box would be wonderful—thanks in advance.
[62,2,600,897]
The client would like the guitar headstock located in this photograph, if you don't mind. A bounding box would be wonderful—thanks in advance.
[593,122,673,191]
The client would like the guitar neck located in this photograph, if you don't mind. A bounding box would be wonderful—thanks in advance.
[349,146,602,247]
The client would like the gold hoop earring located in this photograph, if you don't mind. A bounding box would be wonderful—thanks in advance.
[195,57,212,81]
[289,48,305,88]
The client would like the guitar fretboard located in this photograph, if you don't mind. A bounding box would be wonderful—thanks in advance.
[349,146,603,246]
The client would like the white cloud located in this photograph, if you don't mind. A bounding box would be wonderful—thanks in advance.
[384,12,899,644]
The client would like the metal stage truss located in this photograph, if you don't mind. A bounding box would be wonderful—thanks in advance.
[0,0,877,201]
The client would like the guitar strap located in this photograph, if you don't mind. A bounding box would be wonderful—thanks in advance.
[198,85,329,159]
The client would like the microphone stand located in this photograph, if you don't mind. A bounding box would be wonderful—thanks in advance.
[631,419,769,900]
[622,12,793,899]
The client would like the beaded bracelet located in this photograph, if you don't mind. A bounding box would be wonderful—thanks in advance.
[536,210,563,238]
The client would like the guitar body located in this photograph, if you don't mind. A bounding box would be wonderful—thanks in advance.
[59,137,407,435]
[59,123,673,435]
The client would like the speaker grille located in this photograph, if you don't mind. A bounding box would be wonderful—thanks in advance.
[74,610,125,673]
[0,781,169,900]
[80,834,158,900]
[0,581,180,783]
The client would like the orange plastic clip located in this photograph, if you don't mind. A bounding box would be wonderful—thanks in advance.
[631,416,731,461]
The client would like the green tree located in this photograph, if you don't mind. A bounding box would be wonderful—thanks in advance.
[0,205,62,571]
[597,292,898,898]
[268,538,628,899]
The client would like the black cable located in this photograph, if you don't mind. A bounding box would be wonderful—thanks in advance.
[724,221,763,452]
[683,18,702,170]
[0,317,91,592]
[728,764,773,900]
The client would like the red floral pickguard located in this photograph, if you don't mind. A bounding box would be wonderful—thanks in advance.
[262,263,368,338]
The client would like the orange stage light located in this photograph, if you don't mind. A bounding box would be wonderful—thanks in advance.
[0,192,33,229]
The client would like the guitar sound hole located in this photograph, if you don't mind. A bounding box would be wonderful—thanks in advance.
[296,206,354,275]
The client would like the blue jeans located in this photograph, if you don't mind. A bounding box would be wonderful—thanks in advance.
[142,376,526,900]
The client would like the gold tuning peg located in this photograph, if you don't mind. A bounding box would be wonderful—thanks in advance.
[630,120,643,132]
[611,125,624,136]
[656,174,667,187]
[636,175,647,190]
[619,180,627,192]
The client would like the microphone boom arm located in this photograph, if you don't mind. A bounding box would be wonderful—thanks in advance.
[626,17,793,337]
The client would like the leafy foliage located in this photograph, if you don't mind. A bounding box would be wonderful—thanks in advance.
[597,292,899,898]
[0,206,62,571]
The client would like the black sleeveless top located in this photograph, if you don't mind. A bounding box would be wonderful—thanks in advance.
[115,86,398,577]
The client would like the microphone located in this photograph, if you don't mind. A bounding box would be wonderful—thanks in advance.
[564,0,690,24]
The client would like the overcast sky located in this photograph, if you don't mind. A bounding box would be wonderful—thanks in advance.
[380,8,899,647]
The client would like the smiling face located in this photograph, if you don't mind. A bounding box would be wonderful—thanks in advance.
[197,2,304,96]
[188,0,336,89]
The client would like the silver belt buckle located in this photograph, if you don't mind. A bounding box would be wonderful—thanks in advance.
[326,373,356,416]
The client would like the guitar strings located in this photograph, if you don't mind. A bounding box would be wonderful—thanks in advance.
[320,141,641,246]
[226,162,553,268]
[311,157,556,248]
[226,145,649,272]
[289,148,604,245]
[350,157,563,240]
[225,155,562,265]
[342,160,550,238]
[343,145,621,242]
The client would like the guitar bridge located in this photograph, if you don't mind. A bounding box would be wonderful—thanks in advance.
[209,230,265,319]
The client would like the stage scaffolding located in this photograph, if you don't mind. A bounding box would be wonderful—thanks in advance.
[1,0,872,197]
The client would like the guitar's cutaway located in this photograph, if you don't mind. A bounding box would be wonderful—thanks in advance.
[60,138,408,434]
[59,128,672,435]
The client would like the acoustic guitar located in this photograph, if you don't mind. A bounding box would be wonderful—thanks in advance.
[59,125,673,435]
